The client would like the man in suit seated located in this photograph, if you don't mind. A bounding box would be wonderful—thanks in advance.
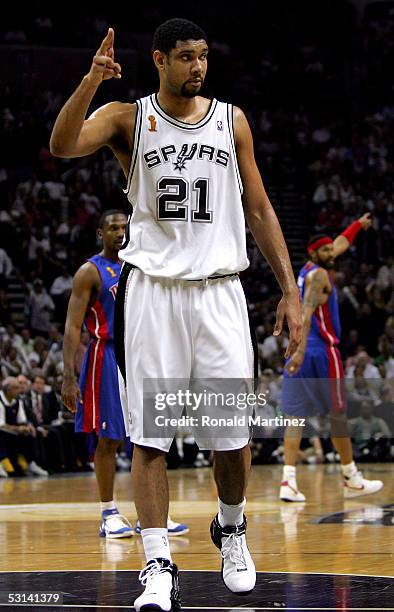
[23,374,72,472]
[0,377,48,476]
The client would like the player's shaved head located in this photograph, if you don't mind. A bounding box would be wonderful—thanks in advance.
[98,209,126,229]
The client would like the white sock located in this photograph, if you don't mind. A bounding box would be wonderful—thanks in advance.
[100,500,117,513]
[218,497,246,527]
[341,461,357,478]
[283,465,297,482]
[141,528,172,563]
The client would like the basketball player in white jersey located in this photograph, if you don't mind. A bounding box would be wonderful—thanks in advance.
[50,19,301,611]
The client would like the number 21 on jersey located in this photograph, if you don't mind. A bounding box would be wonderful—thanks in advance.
[156,177,212,223]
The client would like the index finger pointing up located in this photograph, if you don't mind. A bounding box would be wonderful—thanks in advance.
[98,27,114,53]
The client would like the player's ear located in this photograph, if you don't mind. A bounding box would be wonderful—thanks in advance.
[153,50,166,71]
[97,228,103,240]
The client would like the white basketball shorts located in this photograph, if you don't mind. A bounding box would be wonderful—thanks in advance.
[115,265,255,452]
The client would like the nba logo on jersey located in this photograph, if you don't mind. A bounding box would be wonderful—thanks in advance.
[217,120,223,131]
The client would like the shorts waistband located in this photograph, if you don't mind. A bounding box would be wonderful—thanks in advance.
[186,272,239,283]
[120,263,239,284]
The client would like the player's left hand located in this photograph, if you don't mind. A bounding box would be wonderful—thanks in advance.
[285,348,305,375]
[61,377,82,414]
[273,290,302,359]
[359,212,372,230]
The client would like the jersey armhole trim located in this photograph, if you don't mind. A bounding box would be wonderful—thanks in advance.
[85,259,103,304]
[123,99,142,196]
[227,104,243,195]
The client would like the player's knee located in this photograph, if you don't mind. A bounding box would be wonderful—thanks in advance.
[134,444,166,464]
[284,419,304,438]
[97,438,121,453]
[213,444,249,463]
[330,413,349,437]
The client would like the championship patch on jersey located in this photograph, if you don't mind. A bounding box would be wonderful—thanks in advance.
[106,266,117,278]
[148,115,157,132]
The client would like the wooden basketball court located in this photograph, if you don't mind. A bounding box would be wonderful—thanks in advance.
[0,463,393,610]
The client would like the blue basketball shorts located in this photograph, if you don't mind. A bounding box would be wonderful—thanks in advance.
[75,339,126,439]
[281,342,346,417]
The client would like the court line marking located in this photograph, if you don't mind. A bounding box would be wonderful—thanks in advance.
[0,570,393,579]
[311,503,394,524]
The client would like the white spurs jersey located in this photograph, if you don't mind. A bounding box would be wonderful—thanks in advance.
[120,94,249,279]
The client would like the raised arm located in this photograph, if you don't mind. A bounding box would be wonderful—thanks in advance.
[49,28,134,164]
[285,268,328,374]
[61,263,100,412]
[234,107,301,357]
[332,213,372,258]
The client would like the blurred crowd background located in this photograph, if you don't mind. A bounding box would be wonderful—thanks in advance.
[0,0,393,476]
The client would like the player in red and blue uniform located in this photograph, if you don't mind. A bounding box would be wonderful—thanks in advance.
[280,213,383,502]
[62,210,133,537]
[75,252,123,439]
[62,210,188,538]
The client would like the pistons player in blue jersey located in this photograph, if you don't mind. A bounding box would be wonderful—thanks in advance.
[61,210,188,538]
[280,213,383,502]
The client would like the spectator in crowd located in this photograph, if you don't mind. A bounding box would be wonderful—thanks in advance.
[0,345,28,379]
[19,328,35,361]
[42,326,63,382]
[0,248,13,286]
[375,334,394,379]
[346,365,382,407]
[2,325,23,350]
[17,374,31,397]
[28,279,55,337]
[0,377,48,476]
[28,229,51,264]
[50,266,73,321]
[346,351,382,380]
[377,256,394,292]
[349,400,391,462]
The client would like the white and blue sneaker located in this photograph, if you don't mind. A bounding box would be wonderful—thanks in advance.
[134,516,189,536]
[99,508,133,539]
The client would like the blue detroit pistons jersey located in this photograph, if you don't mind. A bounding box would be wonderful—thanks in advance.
[298,261,341,345]
[84,254,121,340]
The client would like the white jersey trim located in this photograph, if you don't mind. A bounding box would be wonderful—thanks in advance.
[150,94,218,130]
[123,99,142,196]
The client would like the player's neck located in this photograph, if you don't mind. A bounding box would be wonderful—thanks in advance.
[157,89,202,122]
[101,248,119,263]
